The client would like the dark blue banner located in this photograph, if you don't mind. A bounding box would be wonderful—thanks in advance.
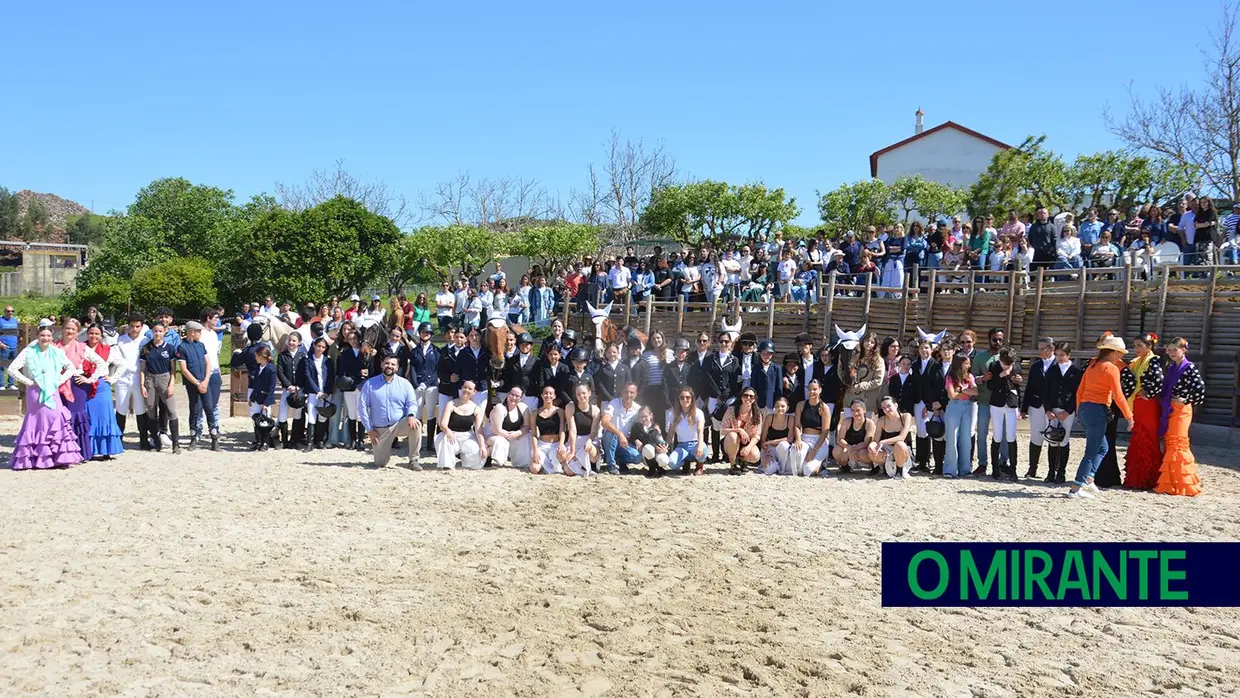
[881,542,1240,607]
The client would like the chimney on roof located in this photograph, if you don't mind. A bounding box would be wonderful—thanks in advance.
[915,108,925,135]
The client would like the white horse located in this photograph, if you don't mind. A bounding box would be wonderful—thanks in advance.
[915,327,948,347]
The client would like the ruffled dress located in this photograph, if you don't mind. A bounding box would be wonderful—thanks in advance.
[1154,360,1206,497]
[1122,355,1164,490]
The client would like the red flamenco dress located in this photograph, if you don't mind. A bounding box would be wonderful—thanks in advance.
[1122,355,1164,491]
[1153,358,1206,497]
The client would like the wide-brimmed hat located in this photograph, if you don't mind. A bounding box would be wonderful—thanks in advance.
[1096,333,1127,353]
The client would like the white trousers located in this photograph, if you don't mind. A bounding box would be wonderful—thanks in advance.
[416,385,439,422]
[489,433,532,468]
[786,434,823,476]
[566,435,593,476]
[113,374,147,416]
[278,391,304,421]
[914,401,928,438]
[304,394,328,423]
[533,440,563,474]
[989,406,1018,442]
[765,442,793,475]
[436,430,483,469]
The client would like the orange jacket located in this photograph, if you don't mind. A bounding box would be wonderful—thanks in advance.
[1075,360,1134,421]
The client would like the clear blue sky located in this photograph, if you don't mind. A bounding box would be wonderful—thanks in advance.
[0,0,1209,226]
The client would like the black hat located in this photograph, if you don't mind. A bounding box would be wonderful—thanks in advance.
[562,328,578,342]
[335,376,357,392]
[316,399,337,419]
[418,322,433,335]
[673,338,691,351]
[517,332,534,345]
[794,332,813,345]
[626,335,643,350]
[782,352,800,365]
[253,413,276,433]
[569,347,590,364]
[286,391,307,409]
[738,332,758,345]
[758,339,776,354]
[246,323,264,342]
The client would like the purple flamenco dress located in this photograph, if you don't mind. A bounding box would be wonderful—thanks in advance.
[9,343,84,470]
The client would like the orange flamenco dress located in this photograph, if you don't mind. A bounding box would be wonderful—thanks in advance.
[1154,401,1202,496]
[1123,395,1163,490]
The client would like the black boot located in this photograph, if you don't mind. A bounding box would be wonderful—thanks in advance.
[1043,446,1057,483]
[303,422,316,453]
[711,428,721,464]
[187,432,200,451]
[116,413,127,434]
[1026,443,1041,479]
[292,417,306,447]
[169,420,181,454]
[914,436,931,472]
[424,419,436,455]
[932,439,945,475]
[209,429,220,452]
[315,421,327,449]
[990,441,1002,479]
[1006,442,1019,480]
[268,430,277,450]
[1055,446,1068,484]
[278,423,289,449]
[135,414,150,450]
[351,419,364,451]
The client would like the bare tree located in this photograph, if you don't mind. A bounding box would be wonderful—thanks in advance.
[1105,2,1240,199]
[276,159,413,227]
[593,130,677,242]
[418,173,553,227]
[569,163,606,225]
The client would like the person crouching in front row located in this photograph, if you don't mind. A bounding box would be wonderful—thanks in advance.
[248,345,277,450]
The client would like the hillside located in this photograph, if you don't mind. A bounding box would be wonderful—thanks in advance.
[13,190,91,241]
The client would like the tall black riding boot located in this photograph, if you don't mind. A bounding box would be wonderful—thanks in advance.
[424,419,436,454]
[1005,442,1019,479]
[1043,445,1057,483]
[711,428,721,463]
[915,436,930,471]
[932,439,945,475]
[303,421,316,453]
[116,412,127,434]
[169,420,181,454]
[292,416,306,447]
[1055,446,1069,484]
[279,423,289,449]
[315,421,328,449]
[1026,443,1041,479]
[990,441,1002,479]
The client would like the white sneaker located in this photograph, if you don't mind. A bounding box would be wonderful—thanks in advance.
[1084,482,1100,493]
[900,461,912,479]
[884,456,897,478]
[1067,488,1095,499]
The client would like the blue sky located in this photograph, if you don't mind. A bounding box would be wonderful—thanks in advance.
[0,0,1209,226]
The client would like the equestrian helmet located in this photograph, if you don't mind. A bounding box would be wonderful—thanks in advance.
[757,339,776,354]
[794,332,813,346]
[673,338,691,352]
[334,376,357,392]
[517,332,534,345]
[285,391,307,409]
[246,323,264,342]
[569,347,590,364]
[417,322,433,335]
[562,328,578,342]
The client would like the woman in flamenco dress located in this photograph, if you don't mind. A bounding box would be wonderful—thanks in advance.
[1154,337,1206,497]
[1121,332,1164,490]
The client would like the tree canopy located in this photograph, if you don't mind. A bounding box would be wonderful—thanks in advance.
[640,180,799,244]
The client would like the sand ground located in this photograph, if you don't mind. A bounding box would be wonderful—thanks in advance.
[3,398,1240,697]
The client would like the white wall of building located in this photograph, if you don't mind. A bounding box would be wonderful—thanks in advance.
[874,127,1004,190]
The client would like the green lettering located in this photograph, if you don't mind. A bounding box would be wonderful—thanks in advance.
[1092,550,1127,600]
[1130,550,1158,600]
[908,551,949,600]
[1023,550,1054,600]
[1057,550,1090,601]
[1159,551,1188,601]
[961,550,1006,601]
[1010,546,1020,599]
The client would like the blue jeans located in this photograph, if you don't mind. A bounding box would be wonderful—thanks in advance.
[601,432,643,467]
[1054,256,1083,270]
[189,372,221,435]
[1,345,15,388]
[943,400,975,476]
[973,401,989,467]
[1073,402,1109,487]
[669,441,699,470]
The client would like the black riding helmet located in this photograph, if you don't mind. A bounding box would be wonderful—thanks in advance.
[758,339,776,354]
[417,322,433,335]
[562,328,578,342]
[246,323,264,342]
[518,332,534,345]
[569,347,589,364]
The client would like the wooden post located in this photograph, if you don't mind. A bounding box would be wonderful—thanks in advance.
[643,295,654,337]
[1005,271,1017,342]
[1119,266,1131,338]
[676,296,685,334]
[1156,265,1170,340]
[965,270,976,329]
[802,289,812,332]
[767,296,776,338]
[1030,269,1045,351]
[823,275,836,342]
[926,273,937,330]
[1201,271,1217,351]
[862,274,873,328]
[898,270,910,341]
[1076,270,1088,349]
[623,293,632,327]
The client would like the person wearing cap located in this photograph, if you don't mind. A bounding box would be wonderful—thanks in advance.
[139,323,181,454]
[334,330,371,450]
[246,345,278,450]
[176,321,212,451]
[409,322,441,454]
[1067,334,1135,499]
[565,346,594,406]
[359,354,424,469]
[343,294,363,321]
[734,332,758,394]
[622,335,647,394]
[502,331,540,412]
[661,338,693,428]
[752,339,783,415]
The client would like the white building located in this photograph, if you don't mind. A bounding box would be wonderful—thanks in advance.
[870,110,1010,191]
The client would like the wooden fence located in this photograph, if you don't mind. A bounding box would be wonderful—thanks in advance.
[563,266,1240,428]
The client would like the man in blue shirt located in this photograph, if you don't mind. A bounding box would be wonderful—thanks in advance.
[145,307,181,350]
[1078,208,1104,266]
[1,304,19,390]
[177,321,216,451]
[359,355,424,469]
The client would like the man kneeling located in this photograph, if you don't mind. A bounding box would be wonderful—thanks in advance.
[359,356,424,469]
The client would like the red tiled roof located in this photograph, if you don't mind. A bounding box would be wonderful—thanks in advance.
[869,121,1012,178]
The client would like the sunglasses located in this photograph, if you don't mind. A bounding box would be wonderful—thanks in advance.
[741,394,756,400]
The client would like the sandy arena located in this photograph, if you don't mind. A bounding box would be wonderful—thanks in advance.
[3,404,1240,697]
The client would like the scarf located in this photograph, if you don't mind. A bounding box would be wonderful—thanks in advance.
[82,342,110,400]
[26,342,68,409]
[55,339,88,404]
[1159,358,1192,438]
[1128,353,1154,411]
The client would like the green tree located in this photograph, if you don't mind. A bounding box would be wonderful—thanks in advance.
[968,135,1073,218]
[65,213,112,247]
[127,177,240,258]
[509,223,601,277]
[0,187,19,237]
[18,198,50,242]
[62,275,133,317]
[408,224,509,281]
[640,180,799,244]
[130,258,217,317]
[889,175,967,223]
[817,179,894,233]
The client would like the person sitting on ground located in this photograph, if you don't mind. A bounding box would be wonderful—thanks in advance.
[832,398,875,472]
[628,405,669,478]
[435,380,486,470]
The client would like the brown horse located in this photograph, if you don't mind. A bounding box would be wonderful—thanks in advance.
[481,318,525,406]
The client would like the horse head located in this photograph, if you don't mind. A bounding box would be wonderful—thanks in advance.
[832,324,866,388]
[485,317,510,370]
[915,326,948,346]
[587,302,613,354]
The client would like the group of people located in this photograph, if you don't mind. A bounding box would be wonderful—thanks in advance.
[5,290,1208,501]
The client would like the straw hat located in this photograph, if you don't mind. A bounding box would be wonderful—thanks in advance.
[1096,332,1127,353]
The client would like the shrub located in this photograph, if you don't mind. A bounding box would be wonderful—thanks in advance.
[130,257,217,318]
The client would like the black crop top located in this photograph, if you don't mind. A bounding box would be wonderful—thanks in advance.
[572,407,594,435]
[844,419,868,445]
[502,406,524,431]
[766,420,789,441]
[447,409,476,432]
[535,409,561,436]
[800,401,824,430]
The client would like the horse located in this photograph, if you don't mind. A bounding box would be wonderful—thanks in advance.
[586,302,648,355]
[232,314,298,353]
[827,324,865,433]
[481,317,526,407]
